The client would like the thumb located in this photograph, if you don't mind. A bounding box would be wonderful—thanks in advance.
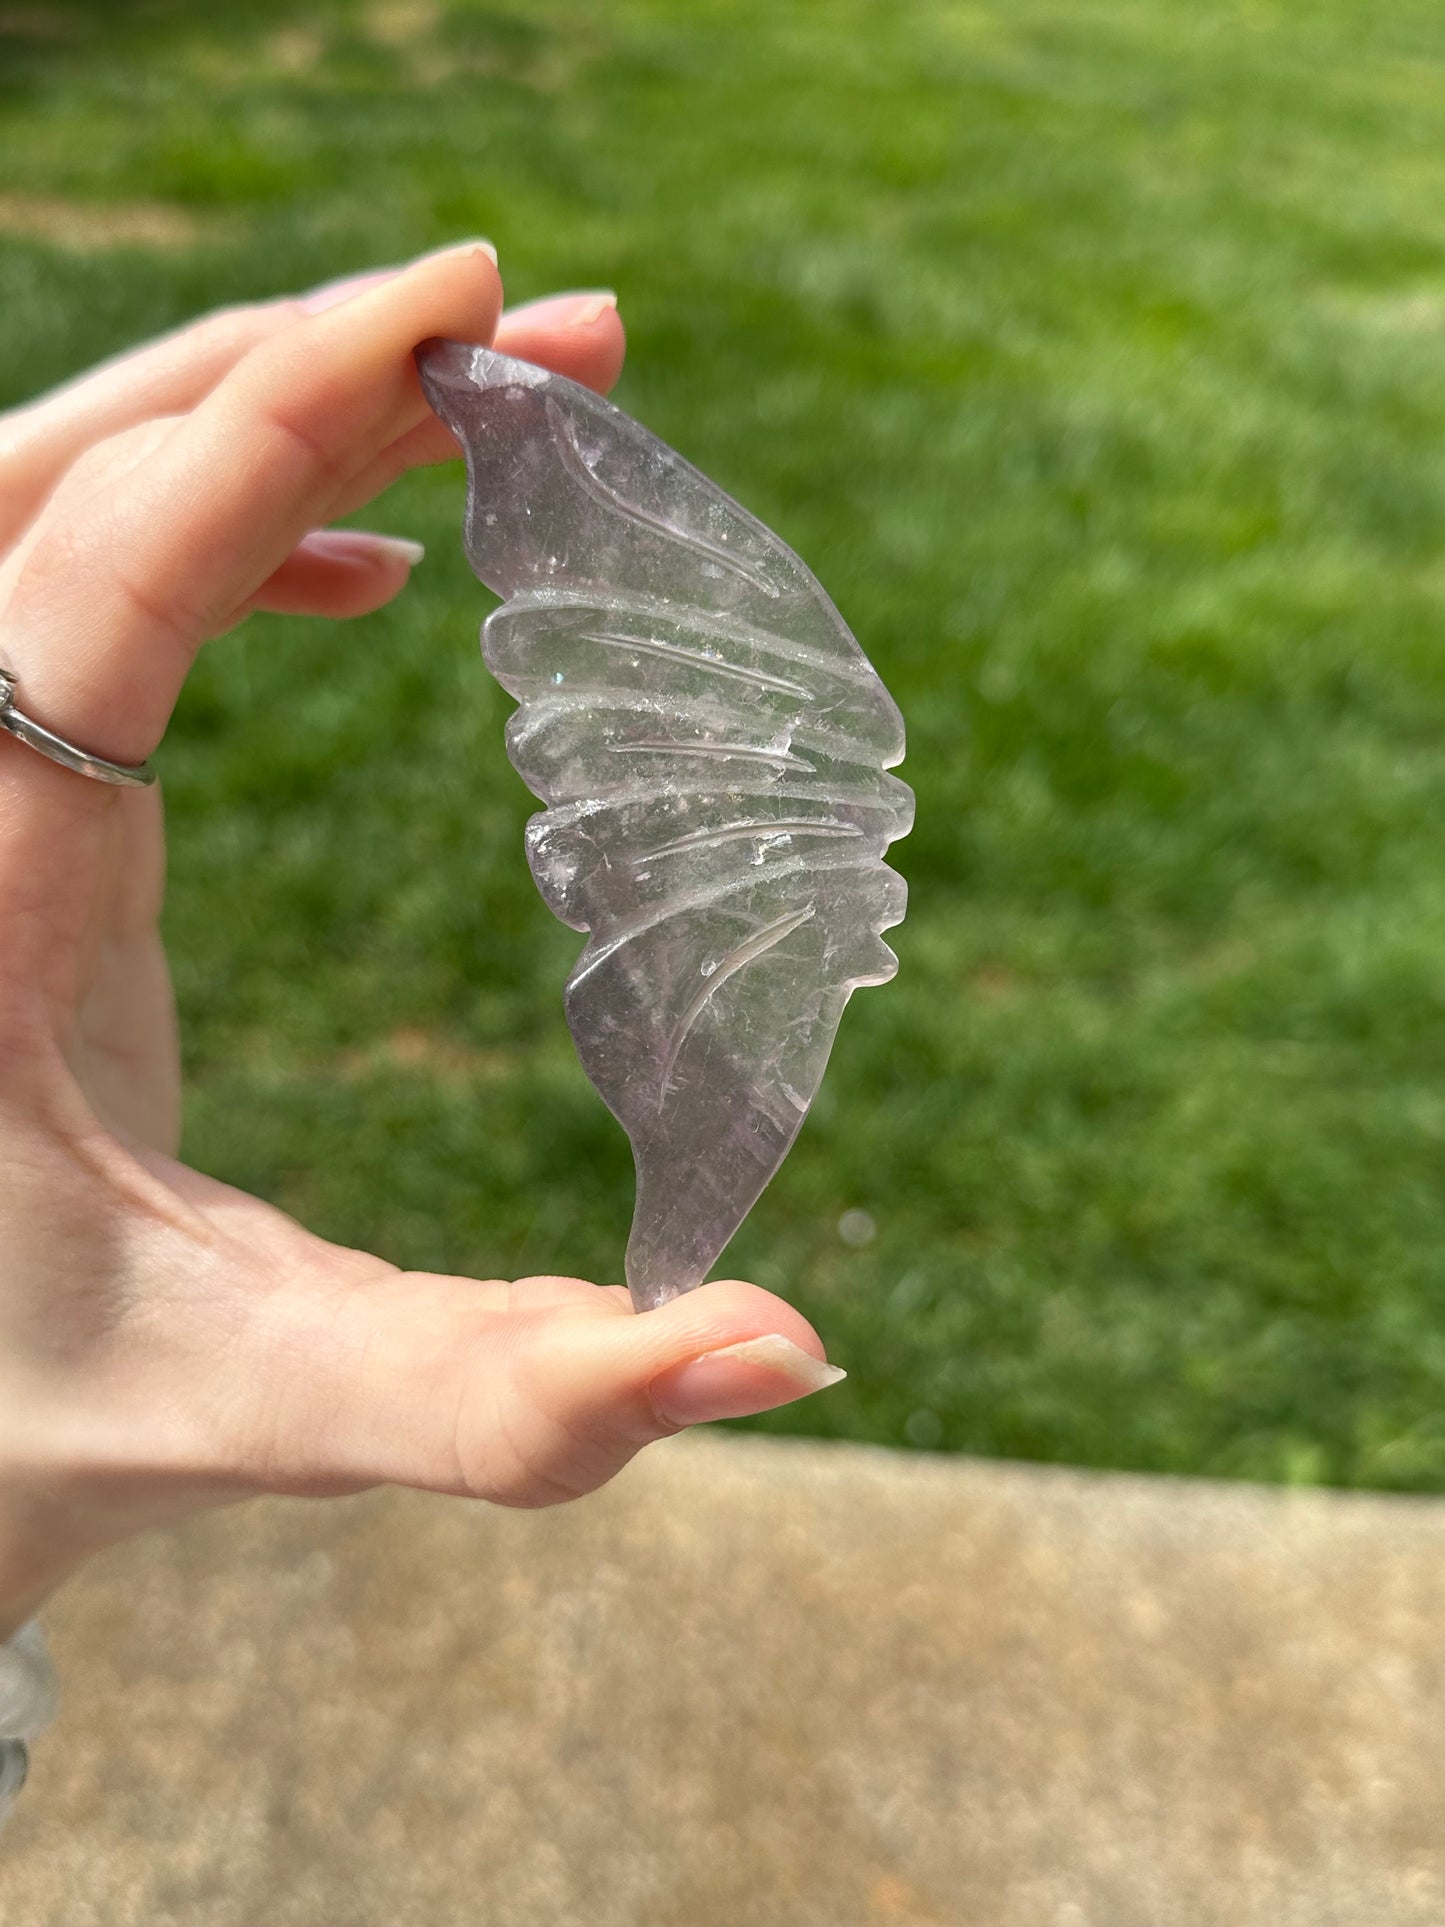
[249,1269,846,1510]
[470,1278,846,1507]
[446,1279,843,1503]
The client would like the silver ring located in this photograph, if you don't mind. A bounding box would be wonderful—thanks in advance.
[0,669,157,788]
[0,1738,28,1802]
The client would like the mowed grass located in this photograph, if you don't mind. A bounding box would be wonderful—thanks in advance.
[6,0,1445,1487]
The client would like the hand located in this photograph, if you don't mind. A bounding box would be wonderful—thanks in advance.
[0,243,841,1640]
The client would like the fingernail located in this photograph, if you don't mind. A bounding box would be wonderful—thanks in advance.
[437,237,498,266]
[302,242,498,313]
[369,536,426,567]
[650,1334,846,1428]
[564,290,618,327]
[312,531,426,567]
[301,265,402,313]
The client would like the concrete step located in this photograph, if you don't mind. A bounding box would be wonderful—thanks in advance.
[4,1433,1444,1925]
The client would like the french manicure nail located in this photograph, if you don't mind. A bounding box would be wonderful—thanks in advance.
[370,536,426,567]
[565,290,618,327]
[301,266,402,313]
[650,1333,846,1429]
[301,241,498,314]
[439,237,498,266]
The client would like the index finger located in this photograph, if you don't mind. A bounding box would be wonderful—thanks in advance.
[0,297,303,553]
[1,240,503,767]
[0,265,408,554]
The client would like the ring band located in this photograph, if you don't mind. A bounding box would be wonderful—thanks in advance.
[0,670,157,788]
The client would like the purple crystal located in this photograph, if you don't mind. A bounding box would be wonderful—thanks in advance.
[420,342,913,1310]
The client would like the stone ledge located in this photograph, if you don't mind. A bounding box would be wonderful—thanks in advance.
[5,1435,1444,1924]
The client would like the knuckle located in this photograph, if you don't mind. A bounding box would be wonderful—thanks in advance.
[258,400,349,493]
[190,300,301,360]
[60,416,175,490]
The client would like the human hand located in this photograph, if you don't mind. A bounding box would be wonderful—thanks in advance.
[0,243,842,1639]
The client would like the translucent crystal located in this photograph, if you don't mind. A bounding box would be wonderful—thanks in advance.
[419,342,914,1310]
[0,1622,58,1834]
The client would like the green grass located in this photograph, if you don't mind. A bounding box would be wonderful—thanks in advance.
[6,0,1445,1488]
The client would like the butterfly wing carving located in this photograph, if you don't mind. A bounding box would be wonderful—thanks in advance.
[419,341,914,1310]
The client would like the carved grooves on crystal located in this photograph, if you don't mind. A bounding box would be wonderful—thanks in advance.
[532,776,909,825]
[608,740,814,771]
[495,590,882,685]
[580,630,813,700]
[417,342,914,1309]
[545,400,781,599]
[572,855,878,970]
[661,902,818,1095]
[641,818,865,862]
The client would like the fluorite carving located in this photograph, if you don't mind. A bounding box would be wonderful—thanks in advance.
[419,342,914,1310]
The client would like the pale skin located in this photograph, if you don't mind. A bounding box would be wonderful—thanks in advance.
[0,242,840,1644]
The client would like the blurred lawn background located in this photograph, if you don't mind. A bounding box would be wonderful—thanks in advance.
[5,0,1445,1488]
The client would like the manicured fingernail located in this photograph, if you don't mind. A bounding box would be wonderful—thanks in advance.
[370,536,426,567]
[301,266,401,313]
[650,1334,846,1428]
[303,242,498,312]
[564,290,618,327]
[437,237,498,266]
[312,531,426,567]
